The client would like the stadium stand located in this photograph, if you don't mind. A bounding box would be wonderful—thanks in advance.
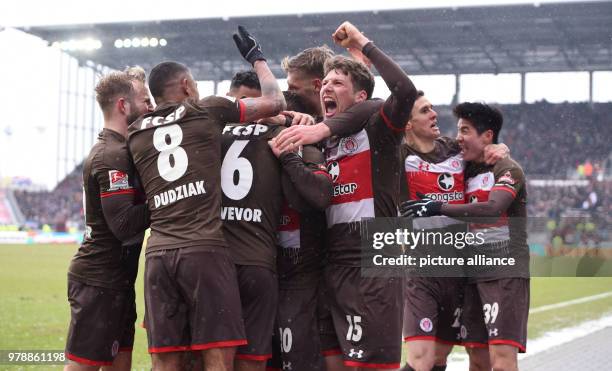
[14,163,83,232]
[435,101,612,179]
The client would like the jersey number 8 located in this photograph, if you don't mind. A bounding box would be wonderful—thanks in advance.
[153,128,254,201]
[153,124,188,182]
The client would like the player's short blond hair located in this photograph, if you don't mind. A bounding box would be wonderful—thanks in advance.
[282,45,334,79]
[95,66,145,116]
[124,65,146,84]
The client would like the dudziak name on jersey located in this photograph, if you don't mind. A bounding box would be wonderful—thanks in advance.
[153,180,206,208]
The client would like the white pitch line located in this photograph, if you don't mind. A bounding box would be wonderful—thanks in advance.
[445,291,612,371]
[529,291,612,314]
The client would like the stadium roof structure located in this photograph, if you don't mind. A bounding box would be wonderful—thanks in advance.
[21,1,612,81]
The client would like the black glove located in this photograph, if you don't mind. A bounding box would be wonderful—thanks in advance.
[400,193,443,218]
[233,25,266,66]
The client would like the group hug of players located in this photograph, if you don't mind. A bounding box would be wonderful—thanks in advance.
[64,21,529,371]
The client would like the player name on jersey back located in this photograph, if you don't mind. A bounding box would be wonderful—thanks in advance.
[153,180,206,209]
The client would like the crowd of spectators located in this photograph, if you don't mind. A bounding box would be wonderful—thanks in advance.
[10,102,612,233]
[437,101,612,178]
[14,164,83,232]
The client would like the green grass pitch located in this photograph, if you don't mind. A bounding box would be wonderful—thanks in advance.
[1,244,612,370]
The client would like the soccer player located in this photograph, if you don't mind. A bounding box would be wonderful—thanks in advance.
[127,26,285,371]
[65,67,153,371]
[227,70,261,99]
[263,91,331,371]
[401,102,529,371]
[400,93,508,371]
[222,79,332,371]
[283,46,335,118]
[283,21,419,370]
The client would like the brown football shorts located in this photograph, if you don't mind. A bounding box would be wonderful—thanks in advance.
[235,265,279,361]
[144,246,246,353]
[323,265,404,369]
[65,279,136,366]
[403,276,465,345]
[460,278,530,352]
[268,285,325,370]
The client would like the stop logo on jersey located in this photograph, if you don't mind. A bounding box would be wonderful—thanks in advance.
[325,130,374,227]
[405,153,464,204]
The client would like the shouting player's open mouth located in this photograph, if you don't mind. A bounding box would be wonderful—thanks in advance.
[323,96,338,118]
[431,121,440,135]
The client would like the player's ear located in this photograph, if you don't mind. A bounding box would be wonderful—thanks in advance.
[483,129,494,143]
[181,78,191,95]
[312,78,322,92]
[117,97,128,115]
[355,90,367,103]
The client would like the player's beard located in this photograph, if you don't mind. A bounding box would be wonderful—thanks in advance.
[126,99,142,126]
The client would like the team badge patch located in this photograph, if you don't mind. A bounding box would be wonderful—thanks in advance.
[111,340,120,357]
[340,136,359,154]
[420,317,433,333]
[108,170,129,190]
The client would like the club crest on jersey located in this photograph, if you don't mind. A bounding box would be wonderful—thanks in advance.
[111,340,119,357]
[482,175,490,186]
[340,136,358,154]
[420,318,433,333]
[437,172,454,191]
[108,170,129,190]
[328,161,340,183]
[279,214,291,226]
[498,171,515,185]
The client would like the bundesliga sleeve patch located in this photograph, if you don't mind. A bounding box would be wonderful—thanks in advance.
[108,170,131,190]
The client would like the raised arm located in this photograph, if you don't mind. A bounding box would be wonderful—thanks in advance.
[233,26,286,122]
[333,21,418,129]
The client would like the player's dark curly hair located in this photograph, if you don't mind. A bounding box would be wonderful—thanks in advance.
[453,102,503,144]
[324,55,375,99]
[230,70,261,92]
[148,61,190,101]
